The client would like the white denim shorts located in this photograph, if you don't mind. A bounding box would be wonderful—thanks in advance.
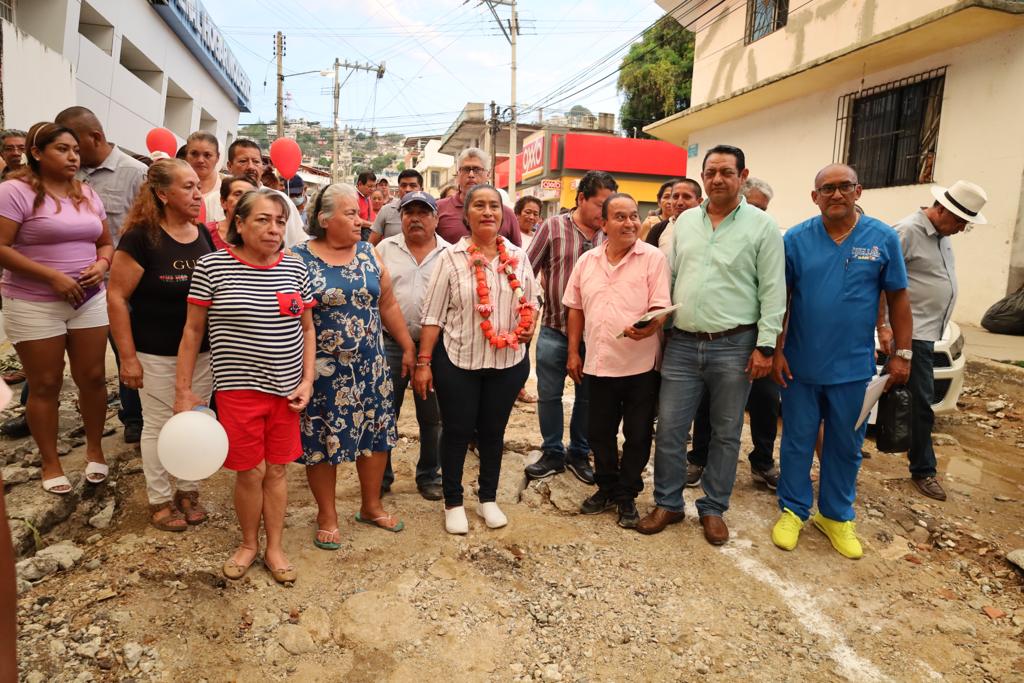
[2,291,109,344]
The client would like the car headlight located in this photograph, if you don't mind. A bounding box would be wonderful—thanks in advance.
[950,333,964,360]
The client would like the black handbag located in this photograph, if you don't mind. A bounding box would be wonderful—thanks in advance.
[875,384,912,453]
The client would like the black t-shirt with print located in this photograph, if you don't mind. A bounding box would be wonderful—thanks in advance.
[117,225,214,356]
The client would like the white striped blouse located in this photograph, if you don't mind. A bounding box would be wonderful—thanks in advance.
[420,237,538,371]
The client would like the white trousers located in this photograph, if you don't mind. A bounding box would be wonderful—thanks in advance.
[137,352,213,505]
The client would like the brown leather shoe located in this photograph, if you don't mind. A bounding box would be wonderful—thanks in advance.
[700,515,729,545]
[635,507,685,535]
[912,476,947,501]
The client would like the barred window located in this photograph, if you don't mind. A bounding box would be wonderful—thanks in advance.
[835,68,946,190]
[0,0,13,22]
[745,0,788,44]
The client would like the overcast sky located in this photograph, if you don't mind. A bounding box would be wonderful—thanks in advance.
[203,0,665,136]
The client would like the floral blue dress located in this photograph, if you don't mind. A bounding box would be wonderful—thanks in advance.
[294,241,397,464]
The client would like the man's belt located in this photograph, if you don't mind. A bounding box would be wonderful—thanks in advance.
[675,323,757,342]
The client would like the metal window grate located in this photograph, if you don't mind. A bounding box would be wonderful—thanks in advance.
[0,0,13,22]
[745,0,789,44]
[834,67,947,190]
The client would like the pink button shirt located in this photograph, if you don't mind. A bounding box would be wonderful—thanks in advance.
[562,240,670,378]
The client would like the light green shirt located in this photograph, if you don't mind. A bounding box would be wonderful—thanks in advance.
[668,196,786,348]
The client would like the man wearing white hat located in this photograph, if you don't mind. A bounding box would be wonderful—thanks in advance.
[884,180,988,501]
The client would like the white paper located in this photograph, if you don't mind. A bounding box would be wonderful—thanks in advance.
[856,375,888,430]
[616,304,684,338]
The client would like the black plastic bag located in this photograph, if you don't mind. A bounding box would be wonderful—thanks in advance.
[981,285,1024,335]
[875,385,912,453]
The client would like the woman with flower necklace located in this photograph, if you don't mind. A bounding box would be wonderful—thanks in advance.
[414,184,537,534]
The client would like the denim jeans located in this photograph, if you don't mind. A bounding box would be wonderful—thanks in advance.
[535,326,589,461]
[906,339,937,478]
[432,342,530,507]
[109,333,143,427]
[689,376,778,472]
[382,339,442,488]
[652,329,756,517]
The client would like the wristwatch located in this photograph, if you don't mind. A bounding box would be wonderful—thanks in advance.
[894,349,913,360]
[756,346,775,357]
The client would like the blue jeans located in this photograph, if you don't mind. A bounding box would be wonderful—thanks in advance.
[906,339,937,478]
[652,329,756,517]
[535,326,589,460]
[778,378,867,522]
[382,339,441,488]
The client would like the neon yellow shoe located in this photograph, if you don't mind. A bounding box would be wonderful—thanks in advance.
[771,508,804,551]
[811,512,863,559]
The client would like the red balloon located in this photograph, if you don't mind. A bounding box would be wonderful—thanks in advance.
[145,127,178,157]
[270,138,302,180]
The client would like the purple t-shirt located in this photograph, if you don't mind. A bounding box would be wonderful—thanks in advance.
[0,179,106,302]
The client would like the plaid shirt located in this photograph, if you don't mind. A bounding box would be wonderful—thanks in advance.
[526,212,606,334]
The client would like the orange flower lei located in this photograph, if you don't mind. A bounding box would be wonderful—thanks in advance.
[468,236,534,350]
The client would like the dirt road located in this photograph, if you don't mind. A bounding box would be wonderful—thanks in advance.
[10,359,1024,682]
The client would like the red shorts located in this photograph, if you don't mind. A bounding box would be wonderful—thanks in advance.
[215,390,302,471]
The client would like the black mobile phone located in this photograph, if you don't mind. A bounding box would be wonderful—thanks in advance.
[633,318,653,329]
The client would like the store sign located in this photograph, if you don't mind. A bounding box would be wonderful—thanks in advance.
[540,179,561,191]
[520,133,545,180]
[152,0,252,111]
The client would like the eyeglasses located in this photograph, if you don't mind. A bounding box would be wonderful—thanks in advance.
[459,166,486,176]
[2,145,24,153]
[816,182,859,196]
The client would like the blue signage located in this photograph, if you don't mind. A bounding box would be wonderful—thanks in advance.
[150,0,252,111]
[687,143,699,158]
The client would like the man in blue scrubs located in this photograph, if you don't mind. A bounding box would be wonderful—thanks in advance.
[771,164,913,559]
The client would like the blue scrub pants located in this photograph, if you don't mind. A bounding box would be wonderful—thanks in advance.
[777,378,868,522]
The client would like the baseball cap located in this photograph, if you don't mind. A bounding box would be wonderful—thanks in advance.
[399,191,437,212]
[287,175,305,196]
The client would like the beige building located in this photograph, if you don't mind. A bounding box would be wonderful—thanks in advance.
[647,0,1024,324]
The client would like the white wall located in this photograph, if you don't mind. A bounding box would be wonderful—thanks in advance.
[686,27,1024,324]
[4,0,242,157]
[1,23,76,129]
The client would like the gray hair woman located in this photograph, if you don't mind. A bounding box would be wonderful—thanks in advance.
[292,182,416,548]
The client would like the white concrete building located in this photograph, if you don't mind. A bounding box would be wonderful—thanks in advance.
[1,0,249,155]
[647,0,1024,325]
[414,139,455,196]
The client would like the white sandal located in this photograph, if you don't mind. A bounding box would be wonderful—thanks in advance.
[444,506,469,535]
[42,475,72,495]
[476,502,508,529]
[84,461,109,485]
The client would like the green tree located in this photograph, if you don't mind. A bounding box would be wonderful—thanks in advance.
[617,17,694,138]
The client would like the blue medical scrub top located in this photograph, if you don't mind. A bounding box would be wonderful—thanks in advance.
[783,215,907,385]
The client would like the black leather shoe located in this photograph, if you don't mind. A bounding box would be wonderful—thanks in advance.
[580,490,614,515]
[617,500,640,529]
[123,422,143,444]
[0,414,30,439]
[565,454,595,485]
[417,482,443,501]
[525,452,565,480]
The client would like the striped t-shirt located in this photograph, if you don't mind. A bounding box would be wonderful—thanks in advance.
[186,249,314,396]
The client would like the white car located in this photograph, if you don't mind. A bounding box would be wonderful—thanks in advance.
[871,321,965,421]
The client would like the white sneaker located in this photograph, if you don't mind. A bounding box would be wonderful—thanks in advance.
[444,506,469,535]
[476,502,507,529]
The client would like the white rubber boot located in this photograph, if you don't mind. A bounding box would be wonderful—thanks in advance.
[444,506,469,534]
[476,502,508,529]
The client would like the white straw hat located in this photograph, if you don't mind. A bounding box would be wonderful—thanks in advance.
[930,180,988,225]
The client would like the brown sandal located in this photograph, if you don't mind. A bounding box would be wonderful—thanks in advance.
[174,490,208,525]
[149,502,187,532]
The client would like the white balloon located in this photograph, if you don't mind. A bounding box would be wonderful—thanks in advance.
[157,410,229,480]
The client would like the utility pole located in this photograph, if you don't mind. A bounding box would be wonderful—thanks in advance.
[333,60,386,181]
[275,31,285,138]
[488,101,499,186]
[484,1,519,199]
[508,0,518,201]
[331,58,340,182]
